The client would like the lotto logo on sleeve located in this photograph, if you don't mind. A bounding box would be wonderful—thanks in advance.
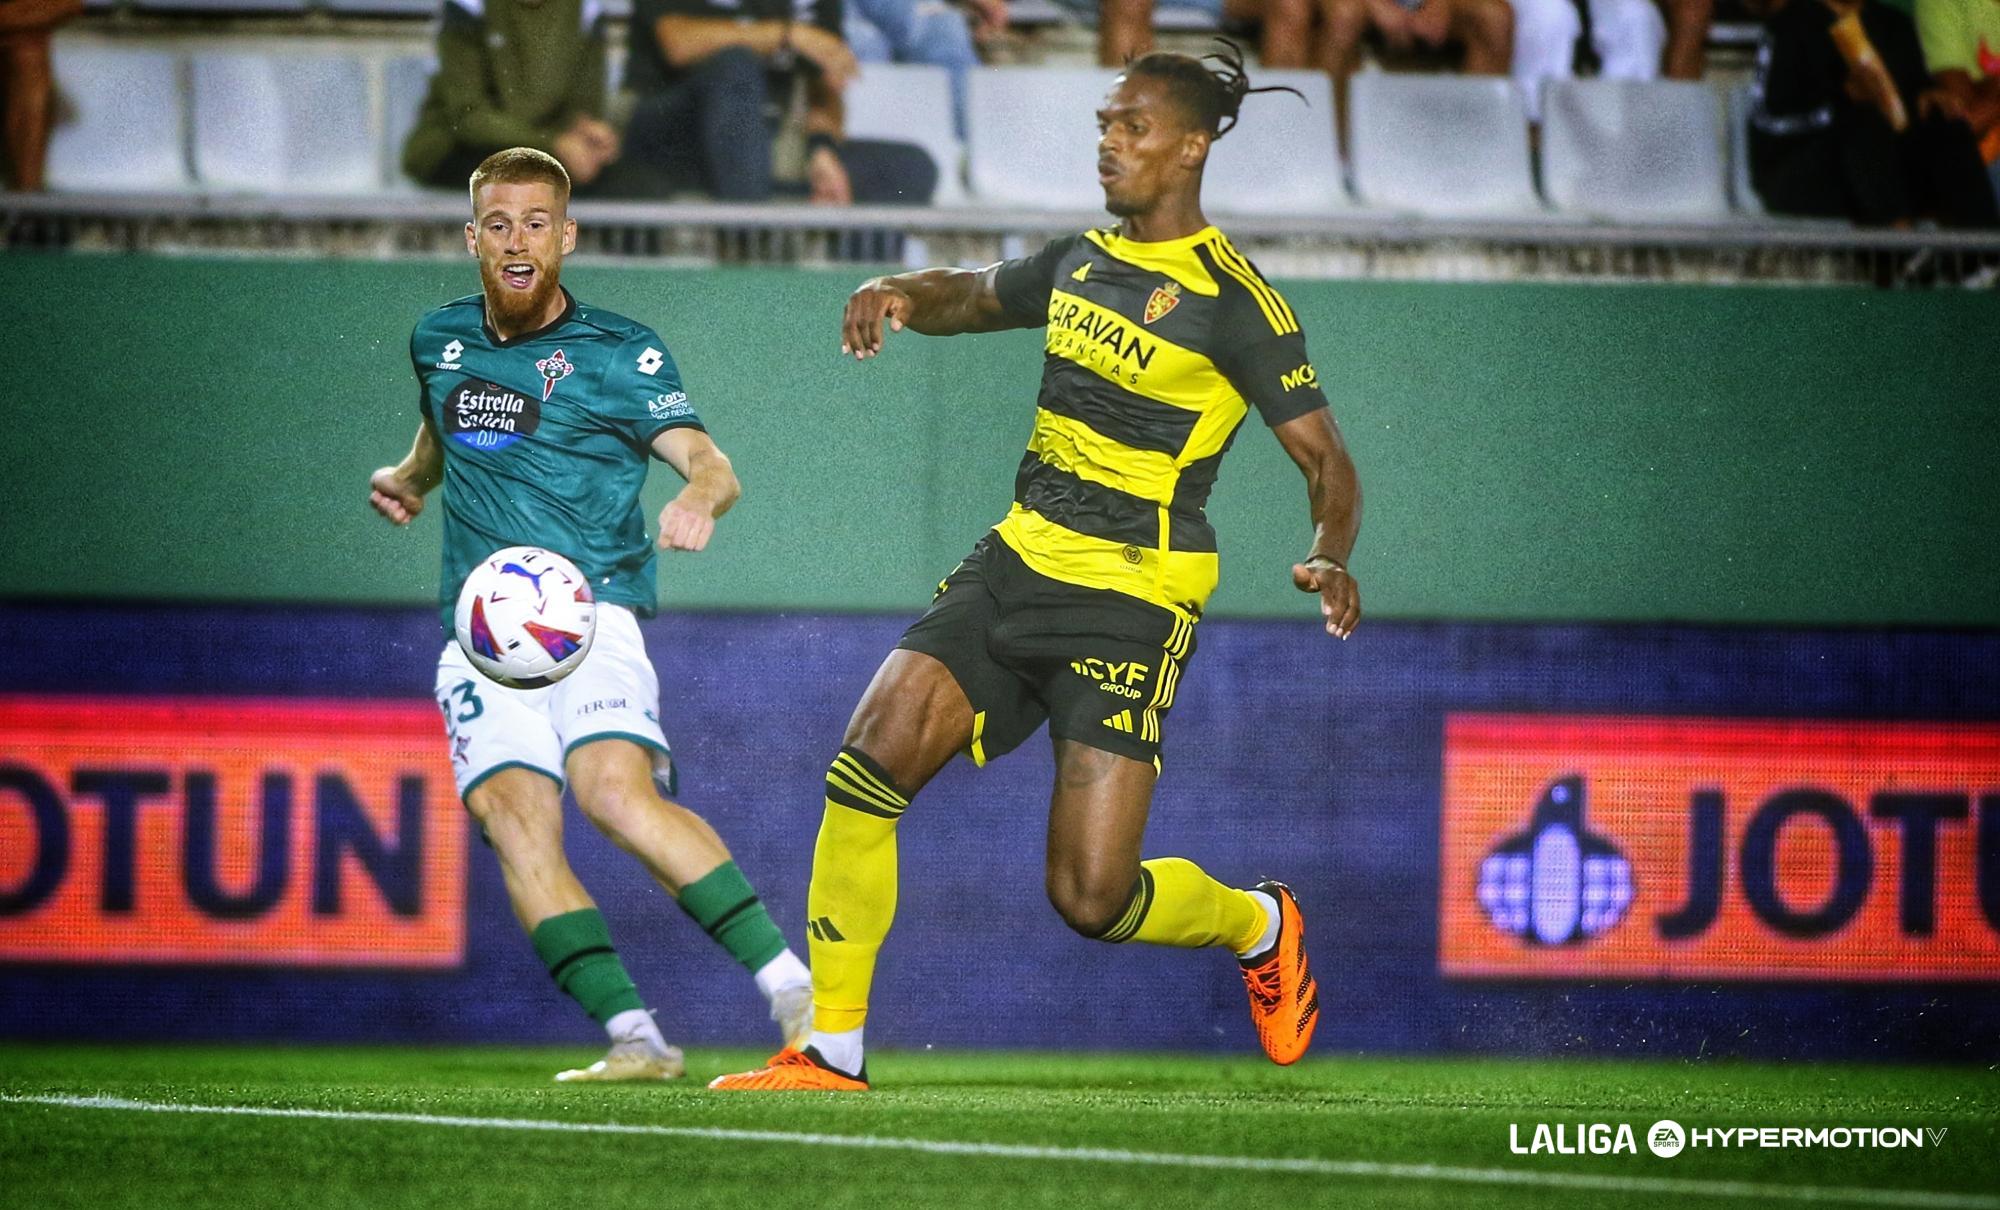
[1441,715,2000,980]
[0,696,467,968]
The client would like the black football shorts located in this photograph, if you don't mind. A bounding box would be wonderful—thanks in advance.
[896,534,1196,768]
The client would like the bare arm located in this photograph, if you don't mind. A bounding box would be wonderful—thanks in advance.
[652,14,788,68]
[841,264,1033,358]
[1272,407,1362,639]
[369,416,445,526]
[650,426,740,552]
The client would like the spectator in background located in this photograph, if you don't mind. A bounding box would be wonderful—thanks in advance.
[1509,0,1677,120]
[621,0,936,204]
[1100,0,1511,146]
[0,0,82,191]
[845,0,1005,136]
[1660,0,1716,78]
[403,0,621,191]
[1915,0,2000,198]
[1748,0,1997,226]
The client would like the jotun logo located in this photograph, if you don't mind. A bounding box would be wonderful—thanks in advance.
[1441,715,2000,980]
[0,696,466,968]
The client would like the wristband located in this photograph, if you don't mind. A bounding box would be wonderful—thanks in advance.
[1304,555,1347,574]
[807,131,840,158]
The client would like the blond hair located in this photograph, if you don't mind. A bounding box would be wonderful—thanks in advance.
[468,147,572,213]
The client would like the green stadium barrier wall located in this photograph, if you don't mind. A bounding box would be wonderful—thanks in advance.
[3,252,1996,626]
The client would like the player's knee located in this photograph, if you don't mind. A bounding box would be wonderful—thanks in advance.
[575,779,661,850]
[1046,868,1136,940]
[465,778,558,852]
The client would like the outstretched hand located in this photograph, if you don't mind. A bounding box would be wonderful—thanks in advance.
[1292,559,1360,640]
[841,278,913,359]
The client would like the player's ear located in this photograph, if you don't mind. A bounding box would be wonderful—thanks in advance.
[561,217,578,256]
[464,221,478,257]
[1180,129,1209,170]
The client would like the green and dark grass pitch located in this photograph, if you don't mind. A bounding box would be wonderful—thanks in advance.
[3,1044,1995,1210]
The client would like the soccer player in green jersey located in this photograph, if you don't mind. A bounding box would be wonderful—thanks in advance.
[712,46,1362,1092]
[369,147,812,1082]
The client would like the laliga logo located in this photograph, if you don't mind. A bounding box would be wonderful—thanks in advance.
[1477,776,1634,945]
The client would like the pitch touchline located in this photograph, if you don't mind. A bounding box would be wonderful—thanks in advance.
[4,1093,1993,1210]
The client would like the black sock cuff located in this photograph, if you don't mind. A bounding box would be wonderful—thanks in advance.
[1093,868,1157,943]
[825,747,911,820]
[836,746,909,803]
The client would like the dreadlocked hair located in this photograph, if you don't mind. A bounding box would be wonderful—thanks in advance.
[1124,39,1305,140]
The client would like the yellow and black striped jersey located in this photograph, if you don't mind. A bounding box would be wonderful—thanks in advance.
[989,224,1330,618]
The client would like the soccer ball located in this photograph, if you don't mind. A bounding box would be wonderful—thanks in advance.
[454,546,597,688]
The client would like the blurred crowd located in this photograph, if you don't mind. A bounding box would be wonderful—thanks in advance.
[2,0,1996,227]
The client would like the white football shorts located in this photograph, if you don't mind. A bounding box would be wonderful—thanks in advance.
[433,604,675,801]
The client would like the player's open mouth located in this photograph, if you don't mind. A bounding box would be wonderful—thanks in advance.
[501,263,536,289]
[1098,161,1120,185]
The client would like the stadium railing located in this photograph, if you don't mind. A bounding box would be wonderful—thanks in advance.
[7,189,1998,285]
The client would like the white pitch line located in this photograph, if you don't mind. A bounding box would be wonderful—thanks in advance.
[4,1092,1994,1210]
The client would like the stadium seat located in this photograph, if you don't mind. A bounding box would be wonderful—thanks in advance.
[191,51,378,194]
[846,63,968,206]
[321,0,440,14]
[1726,82,1766,216]
[967,66,1116,211]
[133,0,308,12]
[1203,69,1351,216]
[1540,78,1729,222]
[1004,0,1069,23]
[382,53,437,190]
[1347,72,1544,219]
[45,44,189,192]
[1154,4,1221,29]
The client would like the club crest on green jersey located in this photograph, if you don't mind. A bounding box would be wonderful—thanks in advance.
[537,349,575,399]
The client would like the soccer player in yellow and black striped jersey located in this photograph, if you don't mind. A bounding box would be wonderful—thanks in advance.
[712,44,1362,1092]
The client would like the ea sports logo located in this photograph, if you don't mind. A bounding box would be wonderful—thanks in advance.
[1648,1120,1686,1158]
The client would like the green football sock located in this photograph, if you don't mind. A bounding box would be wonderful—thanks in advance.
[530,908,645,1025]
[678,861,789,973]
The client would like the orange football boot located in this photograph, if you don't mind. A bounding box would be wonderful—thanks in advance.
[707,1047,869,1092]
[1238,880,1319,1065]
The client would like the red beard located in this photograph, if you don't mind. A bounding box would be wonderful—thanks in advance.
[480,257,561,333]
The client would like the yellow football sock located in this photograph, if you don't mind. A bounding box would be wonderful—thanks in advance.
[805,747,909,1033]
[1102,856,1265,952]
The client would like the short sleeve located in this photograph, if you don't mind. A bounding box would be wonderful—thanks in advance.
[409,324,434,427]
[1211,283,1329,427]
[1914,0,1973,73]
[992,235,1075,326]
[601,333,706,448]
[1223,333,1329,427]
[813,0,842,37]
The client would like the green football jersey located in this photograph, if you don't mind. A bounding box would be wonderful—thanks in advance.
[409,289,705,628]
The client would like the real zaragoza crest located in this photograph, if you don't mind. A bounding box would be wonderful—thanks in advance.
[1142,281,1181,325]
[536,349,575,400]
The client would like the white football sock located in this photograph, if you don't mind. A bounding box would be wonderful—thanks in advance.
[1234,891,1281,960]
[753,949,812,1001]
[808,1026,864,1075]
[605,1007,667,1054]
